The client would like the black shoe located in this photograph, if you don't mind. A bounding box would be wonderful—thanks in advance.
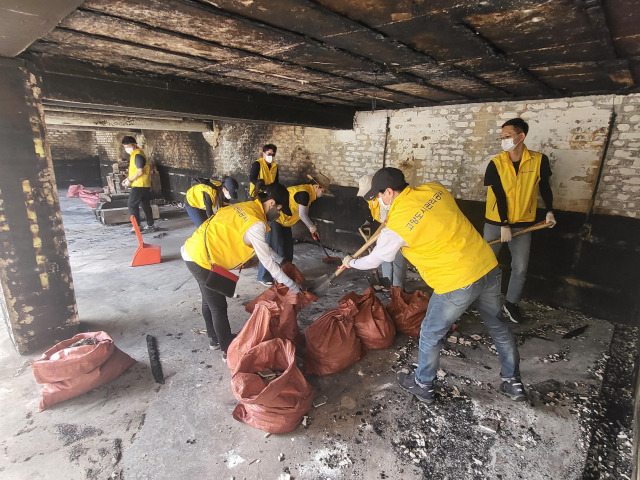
[146,224,159,232]
[502,301,523,323]
[209,339,220,351]
[500,378,526,402]
[396,371,435,404]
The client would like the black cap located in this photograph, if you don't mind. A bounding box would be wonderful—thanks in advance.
[262,182,291,216]
[222,177,239,199]
[121,136,137,145]
[364,167,407,201]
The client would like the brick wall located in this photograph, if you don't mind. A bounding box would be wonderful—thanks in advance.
[48,130,97,158]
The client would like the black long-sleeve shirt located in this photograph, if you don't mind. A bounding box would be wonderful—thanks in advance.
[249,160,279,186]
[484,154,553,227]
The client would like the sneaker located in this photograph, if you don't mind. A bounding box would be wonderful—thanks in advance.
[129,227,137,234]
[209,339,220,351]
[500,378,526,402]
[146,224,159,232]
[396,371,435,404]
[502,301,523,323]
[258,280,273,287]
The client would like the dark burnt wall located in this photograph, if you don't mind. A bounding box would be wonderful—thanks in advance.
[48,130,101,187]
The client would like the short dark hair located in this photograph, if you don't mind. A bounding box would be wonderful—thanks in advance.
[262,144,277,154]
[502,118,529,135]
[121,135,137,145]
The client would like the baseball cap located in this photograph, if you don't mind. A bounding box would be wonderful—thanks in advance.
[121,136,137,145]
[263,182,291,216]
[357,174,373,197]
[222,177,239,199]
[363,167,407,201]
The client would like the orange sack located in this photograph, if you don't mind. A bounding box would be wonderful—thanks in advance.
[231,338,314,434]
[340,287,396,350]
[245,263,317,347]
[227,300,281,374]
[304,300,362,376]
[31,331,135,410]
[385,287,431,338]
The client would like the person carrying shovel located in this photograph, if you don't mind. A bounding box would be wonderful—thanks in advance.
[257,172,335,285]
[357,174,407,288]
[339,167,525,405]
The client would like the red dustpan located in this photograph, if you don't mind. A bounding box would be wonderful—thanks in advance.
[130,215,161,267]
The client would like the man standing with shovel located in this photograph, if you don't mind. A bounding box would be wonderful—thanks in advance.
[339,167,525,405]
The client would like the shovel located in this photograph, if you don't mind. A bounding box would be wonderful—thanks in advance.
[486,220,553,245]
[311,223,385,296]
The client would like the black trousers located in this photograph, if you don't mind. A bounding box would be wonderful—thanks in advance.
[185,260,234,352]
[257,222,294,282]
[128,187,154,226]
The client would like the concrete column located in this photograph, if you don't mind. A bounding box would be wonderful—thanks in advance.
[0,58,78,355]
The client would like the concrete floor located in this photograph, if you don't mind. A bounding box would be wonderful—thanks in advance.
[0,192,626,479]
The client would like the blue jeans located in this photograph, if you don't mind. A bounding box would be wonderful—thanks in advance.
[185,203,208,228]
[381,250,407,288]
[483,223,531,304]
[257,221,293,282]
[415,267,520,385]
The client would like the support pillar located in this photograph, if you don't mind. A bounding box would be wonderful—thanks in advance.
[0,58,78,355]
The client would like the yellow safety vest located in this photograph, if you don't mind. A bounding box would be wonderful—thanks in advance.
[386,185,497,294]
[485,147,543,224]
[278,184,316,227]
[368,199,381,222]
[249,157,278,196]
[184,199,268,270]
[128,149,151,188]
[185,183,218,210]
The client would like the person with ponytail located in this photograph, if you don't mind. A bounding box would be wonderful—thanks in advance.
[181,180,299,357]
[184,176,239,227]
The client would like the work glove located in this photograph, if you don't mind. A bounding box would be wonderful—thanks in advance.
[340,255,353,270]
[500,225,512,243]
[309,225,320,241]
[545,211,557,228]
[289,282,301,294]
[122,178,131,188]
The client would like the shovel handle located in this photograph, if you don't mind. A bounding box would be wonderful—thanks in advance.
[335,223,385,277]
[487,220,552,246]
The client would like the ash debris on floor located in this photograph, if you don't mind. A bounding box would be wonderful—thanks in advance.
[1,195,635,480]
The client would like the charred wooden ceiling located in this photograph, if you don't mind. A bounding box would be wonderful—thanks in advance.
[10,0,640,126]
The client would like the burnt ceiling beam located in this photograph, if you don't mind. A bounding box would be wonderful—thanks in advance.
[169,0,467,102]
[452,22,564,98]
[296,0,512,97]
[577,0,618,57]
[38,64,357,130]
[75,6,433,107]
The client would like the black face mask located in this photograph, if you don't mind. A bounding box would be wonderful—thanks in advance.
[266,205,280,222]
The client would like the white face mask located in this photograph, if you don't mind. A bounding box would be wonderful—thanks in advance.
[501,135,522,152]
[316,189,324,198]
[124,147,134,154]
[265,154,273,163]
[223,191,232,200]
[377,195,391,221]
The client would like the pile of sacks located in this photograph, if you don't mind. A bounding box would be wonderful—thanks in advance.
[31,331,135,410]
[229,264,431,433]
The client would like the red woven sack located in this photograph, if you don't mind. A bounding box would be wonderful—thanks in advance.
[227,300,281,374]
[304,300,362,376]
[39,346,135,410]
[31,331,115,384]
[386,287,431,338]
[340,287,396,350]
[231,338,314,433]
[246,263,317,347]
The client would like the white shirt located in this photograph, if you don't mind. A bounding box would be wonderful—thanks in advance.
[181,222,299,293]
[349,227,407,270]
[297,204,315,230]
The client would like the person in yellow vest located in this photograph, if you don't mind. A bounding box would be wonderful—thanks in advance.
[341,167,524,404]
[357,174,407,288]
[184,177,239,227]
[256,174,329,285]
[249,144,279,196]
[484,118,556,323]
[181,181,300,357]
[121,136,156,232]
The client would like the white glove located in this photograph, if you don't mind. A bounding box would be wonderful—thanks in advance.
[122,178,131,188]
[341,255,353,269]
[289,282,301,294]
[308,225,317,234]
[500,226,512,242]
[545,211,557,228]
